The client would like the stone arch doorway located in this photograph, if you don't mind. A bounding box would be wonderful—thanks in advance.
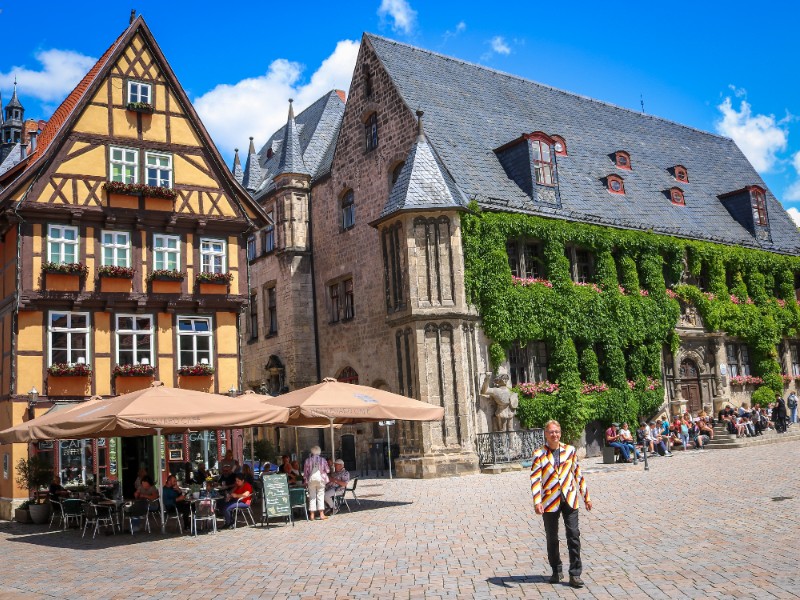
[680,359,702,414]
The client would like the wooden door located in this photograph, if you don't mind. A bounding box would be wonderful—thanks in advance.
[681,383,702,414]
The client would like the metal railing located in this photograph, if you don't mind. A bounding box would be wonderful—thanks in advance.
[476,429,545,466]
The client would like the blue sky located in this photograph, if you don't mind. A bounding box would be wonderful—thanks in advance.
[2,1,800,221]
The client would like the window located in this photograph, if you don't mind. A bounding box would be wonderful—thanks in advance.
[615,151,631,170]
[267,287,277,335]
[343,278,355,320]
[110,147,138,184]
[670,187,685,206]
[249,294,258,340]
[337,366,359,384]
[341,190,355,230]
[263,211,275,253]
[791,343,800,376]
[531,138,554,186]
[47,225,79,264]
[153,234,180,271]
[382,223,405,312]
[177,316,213,367]
[200,238,226,274]
[127,80,151,104]
[329,283,341,323]
[391,162,405,186]
[726,342,751,377]
[674,165,688,183]
[607,175,625,195]
[247,235,256,261]
[551,135,567,156]
[365,113,378,152]
[116,315,153,366]
[509,341,549,386]
[145,152,172,188]
[751,188,768,226]
[507,239,543,279]
[48,311,90,366]
[565,246,594,283]
[101,231,131,267]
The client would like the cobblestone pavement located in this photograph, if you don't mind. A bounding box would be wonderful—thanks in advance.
[1,442,798,600]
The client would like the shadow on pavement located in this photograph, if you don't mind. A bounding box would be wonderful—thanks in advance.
[487,575,550,587]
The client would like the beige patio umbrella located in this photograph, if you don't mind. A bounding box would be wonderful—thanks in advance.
[258,377,445,464]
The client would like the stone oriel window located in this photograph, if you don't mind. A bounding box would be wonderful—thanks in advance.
[365,112,378,152]
[414,217,455,307]
[382,222,405,312]
[615,150,631,170]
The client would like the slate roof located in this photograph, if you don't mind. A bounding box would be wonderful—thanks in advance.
[378,116,468,221]
[232,148,243,184]
[275,100,310,177]
[0,143,22,176]
[249,90,345,201]
[365,34,800,255]
[242,137,262,192]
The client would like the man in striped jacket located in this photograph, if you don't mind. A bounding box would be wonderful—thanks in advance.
[530,419,592,588]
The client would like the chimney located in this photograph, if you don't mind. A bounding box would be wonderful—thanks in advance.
[29,129,38,153]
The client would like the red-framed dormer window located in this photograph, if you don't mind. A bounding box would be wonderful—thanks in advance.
[527,132,555,186]
[615,150,631,170]
[551,135,567,156]
[751,186,768,226]
[670,187,685,206]
[607,174,625,195]
[674,165,688,183]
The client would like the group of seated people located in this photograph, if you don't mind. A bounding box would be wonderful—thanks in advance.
[605,412,718,462]
[718,402,778,437]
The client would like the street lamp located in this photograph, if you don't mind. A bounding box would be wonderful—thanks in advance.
[228,385,238,397]
[28,387,39,409]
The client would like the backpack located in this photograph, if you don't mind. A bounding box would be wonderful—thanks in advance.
[788,394,797,409]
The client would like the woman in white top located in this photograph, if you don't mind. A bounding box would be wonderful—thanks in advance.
[303,446,330,521]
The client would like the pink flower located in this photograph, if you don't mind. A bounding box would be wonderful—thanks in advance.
[777,299,787,308]
[665,289,678,299]
[730,295,740,304]
[512,276,553,288]
[638,289,649,297]
[618,285,627,295]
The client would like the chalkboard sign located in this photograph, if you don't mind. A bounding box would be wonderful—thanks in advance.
[261,473,291,524]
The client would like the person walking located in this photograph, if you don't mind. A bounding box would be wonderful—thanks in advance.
[530,420,592,588]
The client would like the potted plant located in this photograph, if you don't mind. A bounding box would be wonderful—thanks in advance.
[177,363,215,376]
[196,271,233,285]
[15,456,52,524]
[98,265,135,279]
[148,269,185,282]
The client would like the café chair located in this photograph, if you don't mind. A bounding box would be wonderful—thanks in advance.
[122,500,152,535]
[62,498,85,529]
[192,498,217,536]
[82,503,115,539]
[232,498,255,529]
[334,477,360,513]
[49,499,64,530]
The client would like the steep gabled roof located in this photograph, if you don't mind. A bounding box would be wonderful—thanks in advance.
[275,100,310,177]
[365,33,800,254]
[0,16,270,225]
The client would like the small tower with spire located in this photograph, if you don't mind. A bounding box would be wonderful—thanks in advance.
[1,78,25,162]
[242,136,262,192]
[232,148,243,185]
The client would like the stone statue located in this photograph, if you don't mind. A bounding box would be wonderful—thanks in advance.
[481,371,519,432]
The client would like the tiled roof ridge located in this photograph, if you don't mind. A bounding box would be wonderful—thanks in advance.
[364,32,733,143]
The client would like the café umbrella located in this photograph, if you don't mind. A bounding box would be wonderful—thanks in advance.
[0,382,291,531]
[258,377,445,462]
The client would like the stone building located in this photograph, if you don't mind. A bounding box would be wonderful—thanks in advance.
[0,82,47,177]
[239,34,800,476]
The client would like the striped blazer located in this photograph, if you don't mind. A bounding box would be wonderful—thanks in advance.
[530,443,590,512]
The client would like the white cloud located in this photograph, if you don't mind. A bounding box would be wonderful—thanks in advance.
[786,207,800,226]
[378,0,417,35]
[785,151,800,202]
[0,49,97,102]
[456,21,466,33]
[490,36,511,55]
[715,96,788,173]
[194,40,359,161]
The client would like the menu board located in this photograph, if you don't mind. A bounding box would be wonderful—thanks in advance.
[261,473,291,519]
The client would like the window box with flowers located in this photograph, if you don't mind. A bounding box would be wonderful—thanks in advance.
[113,364,155,377]
[42,262,88,292]
[729,375,764,386]
[48,363,91,377]
[98,265,135,292]
[177,364,215,376]
[126,101,154,114]
[42,262,89,276]
[103,181,178,201]
[148,269,185,293]
[196,271,233,295]
[98,265,134,279]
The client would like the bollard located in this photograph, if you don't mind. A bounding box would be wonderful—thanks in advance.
[642,442,649,471]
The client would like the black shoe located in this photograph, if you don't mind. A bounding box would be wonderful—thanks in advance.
[569,575,585,588]
[548,571,563,584]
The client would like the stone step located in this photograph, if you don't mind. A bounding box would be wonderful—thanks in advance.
[705,427,800,449]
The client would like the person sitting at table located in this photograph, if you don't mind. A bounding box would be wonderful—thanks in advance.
[135,476,160,514]
[163,475,191,529]
[219,450,239,473]
[324,459,351,515]
[290,460,303,483]
[222,473,252,529]
[134,467,149,495]
[48,475,70,501]
[217,464,237,492]
[241,463,255,485]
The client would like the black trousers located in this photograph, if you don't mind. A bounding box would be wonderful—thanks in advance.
[542,500,582,576]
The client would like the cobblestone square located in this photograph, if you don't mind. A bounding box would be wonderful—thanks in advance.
[1,442,798,599]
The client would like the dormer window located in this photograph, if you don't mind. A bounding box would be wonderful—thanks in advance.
[751,187,767,226]
[615,151,631,170]
[551,135,567,156]
[266,148,274,160]
[529,133,555,186]
[673,165,688,183]
[607,174,625,195]
[669,187,685,206]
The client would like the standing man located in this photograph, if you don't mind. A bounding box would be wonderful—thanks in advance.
[787,391,798,425]
[530,420,592,588]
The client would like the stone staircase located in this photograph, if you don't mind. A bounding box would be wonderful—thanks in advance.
[705,421,800,449]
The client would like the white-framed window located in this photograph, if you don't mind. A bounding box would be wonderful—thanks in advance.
[101,231,131,267]
[177,316,213,367]
[109,146,139,184]
[48,311,90,366]
[200,238,226,274]
[145,152,173,188]
[127,80,151,104]
[47,225,79,264]
[153,234,180,271]
[116,314,154,366]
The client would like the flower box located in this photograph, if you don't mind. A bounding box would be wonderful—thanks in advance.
[42,262,88,276]
[177,364,215,376]
[98,265,134,279]
[47,363,91,377]
[113,364,155,377]
[126,101,154,113]
[196,272,233,285]
[103,181,177,200]
[148,269,185,282]
[729,375,764,386]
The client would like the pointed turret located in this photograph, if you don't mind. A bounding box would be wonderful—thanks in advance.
[275,99,309,177]
[242,136,262,192]
[6,79,23,110]
[232,148,243,184]
[375,110,468,223]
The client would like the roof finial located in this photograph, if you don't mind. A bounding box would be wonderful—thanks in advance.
[130,9,136,25]
[416,109,424,139]
[288,98,294,120]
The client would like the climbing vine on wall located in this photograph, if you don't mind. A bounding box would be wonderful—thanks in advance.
[461,203,800,442]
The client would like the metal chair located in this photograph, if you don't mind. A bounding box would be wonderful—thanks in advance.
[49,500,64,530]
[147,499,162,530]
[163,505,184,534]
[232,500,256,529]
[192,498,217,536]
[122,500,151,535]
[288,487,308,522]
[334,477,360,513]
[62,498,85,529]
[82,503,115,539]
